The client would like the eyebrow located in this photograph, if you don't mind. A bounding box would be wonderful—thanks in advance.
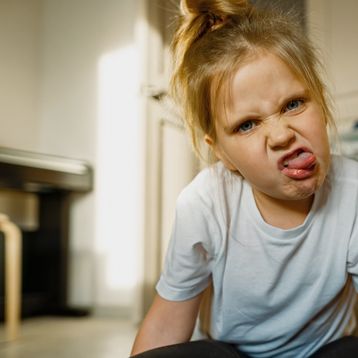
[223,89,310,134]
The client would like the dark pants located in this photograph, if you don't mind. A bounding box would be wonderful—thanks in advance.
[131,336,358,358]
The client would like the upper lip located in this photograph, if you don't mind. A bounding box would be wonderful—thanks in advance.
[277,147,313,170]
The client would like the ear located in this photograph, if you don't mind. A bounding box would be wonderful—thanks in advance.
[204,134,237,171]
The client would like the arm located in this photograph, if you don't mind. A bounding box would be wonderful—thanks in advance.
[130,292,203,356]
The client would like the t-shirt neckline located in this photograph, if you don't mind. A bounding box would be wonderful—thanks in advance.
[243,180,323,240]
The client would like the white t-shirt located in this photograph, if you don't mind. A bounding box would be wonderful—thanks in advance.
[156,155,358,358]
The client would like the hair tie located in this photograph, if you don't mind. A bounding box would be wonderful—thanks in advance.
[205,12,227,31]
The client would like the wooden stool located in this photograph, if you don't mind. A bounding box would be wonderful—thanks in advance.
[0,214,22,341]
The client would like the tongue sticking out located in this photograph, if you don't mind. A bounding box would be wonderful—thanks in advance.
[284,151,316,170]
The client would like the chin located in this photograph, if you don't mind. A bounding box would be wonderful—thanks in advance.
[285,176,324,200]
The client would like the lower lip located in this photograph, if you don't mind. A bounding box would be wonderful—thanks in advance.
[281,165,316,180]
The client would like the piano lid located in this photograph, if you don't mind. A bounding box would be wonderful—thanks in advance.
[0,147,93,193]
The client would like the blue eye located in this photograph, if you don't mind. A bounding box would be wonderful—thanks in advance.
[285,99,304,112]
[238,120,256,133]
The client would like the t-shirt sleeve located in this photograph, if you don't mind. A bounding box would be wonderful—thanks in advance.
[156,188,219,301]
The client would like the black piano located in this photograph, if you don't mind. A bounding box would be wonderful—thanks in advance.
[0,146,93,319]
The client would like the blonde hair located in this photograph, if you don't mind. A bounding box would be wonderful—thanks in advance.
[170,0,335,160]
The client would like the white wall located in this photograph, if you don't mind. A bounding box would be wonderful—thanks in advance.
[0,0,42,151]
[0,0,145,319]
[39,0,145,315]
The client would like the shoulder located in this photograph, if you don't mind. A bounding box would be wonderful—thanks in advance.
[176,161,243,214]
[327,155,358,210]
[172,162,244,256]
[331,155,358,185]
[174,162,245,243]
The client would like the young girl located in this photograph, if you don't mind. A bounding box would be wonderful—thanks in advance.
[131,1,358,357]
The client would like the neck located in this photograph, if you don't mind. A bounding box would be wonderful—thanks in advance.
[252,189,314,229]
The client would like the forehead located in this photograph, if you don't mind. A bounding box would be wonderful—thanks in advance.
[226,53,306,113]
[234,53,302,93]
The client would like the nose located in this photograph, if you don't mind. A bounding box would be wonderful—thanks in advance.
[266,117,295,149]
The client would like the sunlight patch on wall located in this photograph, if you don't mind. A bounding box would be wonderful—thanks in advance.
[96,45,141,304]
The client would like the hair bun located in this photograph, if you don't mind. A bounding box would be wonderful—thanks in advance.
[181,0,250,18]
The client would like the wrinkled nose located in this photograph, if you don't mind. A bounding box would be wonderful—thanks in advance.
[266,119,295,149]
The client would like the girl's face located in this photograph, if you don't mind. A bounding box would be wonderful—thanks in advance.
[209,52,331,206]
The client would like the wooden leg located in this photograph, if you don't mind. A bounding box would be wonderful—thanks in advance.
[0,214,22,341]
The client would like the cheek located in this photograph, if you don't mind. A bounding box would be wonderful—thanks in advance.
[306,107,328,137]
[215,127,266,170]
[222,140,263,174]
[312,122,330,151]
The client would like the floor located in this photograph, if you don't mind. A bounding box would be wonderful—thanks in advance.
[0,316,137,358]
